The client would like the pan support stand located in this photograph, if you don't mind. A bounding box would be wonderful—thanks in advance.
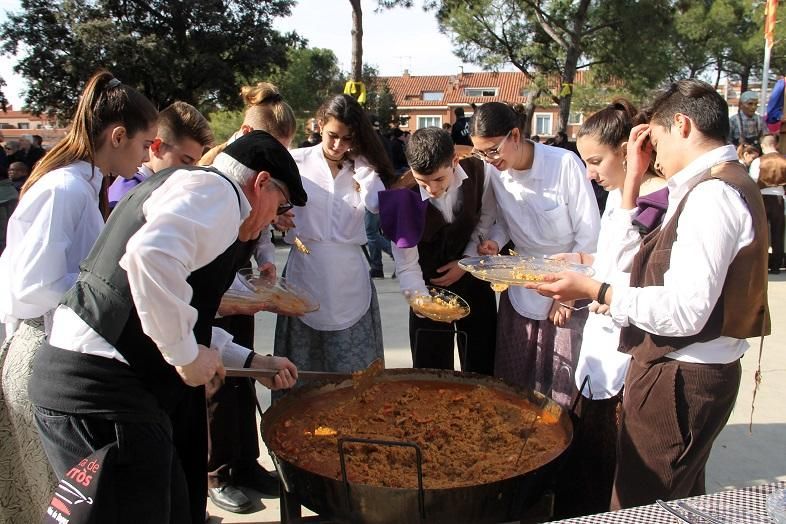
[519,489,555,523]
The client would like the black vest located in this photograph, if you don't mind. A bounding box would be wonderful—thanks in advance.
[417,157,485,281]
[59,166,253,412]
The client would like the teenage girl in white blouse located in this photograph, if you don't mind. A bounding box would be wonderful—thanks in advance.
[555,99,666,516]
[468,102,601,408]
[274,94,395,375]
[0,70,157,522]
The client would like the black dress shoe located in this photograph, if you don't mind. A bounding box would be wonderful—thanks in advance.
[207,484,253,513]
[232,463,281,498]
[369,268,384,279]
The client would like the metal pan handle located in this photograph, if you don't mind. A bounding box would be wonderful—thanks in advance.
[338,436,426,522]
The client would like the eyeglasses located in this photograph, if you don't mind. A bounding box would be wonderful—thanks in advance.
[270,178,293,215]
[471,130,512,161]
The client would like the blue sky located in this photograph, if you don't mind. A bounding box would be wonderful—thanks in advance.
[0,0,492,108]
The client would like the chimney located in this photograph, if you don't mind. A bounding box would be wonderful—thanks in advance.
[458,65,464,80]
[402,69,410,78]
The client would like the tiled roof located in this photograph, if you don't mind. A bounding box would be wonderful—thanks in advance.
[381,70,590,107]
[0,106,51,122]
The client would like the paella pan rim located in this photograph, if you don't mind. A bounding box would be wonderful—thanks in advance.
[262,367,574,492]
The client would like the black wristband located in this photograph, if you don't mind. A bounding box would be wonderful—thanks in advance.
[597,282,611,305]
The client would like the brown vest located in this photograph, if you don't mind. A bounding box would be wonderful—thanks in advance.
[619,161,770,364]
[757,152,786,188]
[398,157,485,281]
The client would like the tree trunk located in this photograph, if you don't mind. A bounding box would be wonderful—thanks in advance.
[714,59,723,90]
[740,67,750,94]
[557,0,591,133]
[524,88,543,138]
[349,0,363,82]
[559,48,580,133]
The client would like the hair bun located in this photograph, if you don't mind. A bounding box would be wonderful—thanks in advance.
[259,92,283,105]
[240,82,283,107]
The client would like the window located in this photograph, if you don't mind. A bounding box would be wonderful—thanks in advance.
[568,112,583,125]
[417,116,442,129]
[399,115,410,128]
[17,122,29,129]
[464,87,498,97]
[534,113,553,136]
[422,91,444,101]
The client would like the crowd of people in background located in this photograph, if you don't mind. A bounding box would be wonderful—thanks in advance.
[0,72,777,524]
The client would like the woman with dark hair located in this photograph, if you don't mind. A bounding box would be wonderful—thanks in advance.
[525,79,769,509]
[467,102,600,408]
[0,70,157,522]
[553,99,667,516]
[273,94,394,376]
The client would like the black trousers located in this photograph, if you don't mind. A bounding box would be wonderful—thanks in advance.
[208,314,260,486]
[409,273,497,374]
[763,194,784,270]
[35,406,192,524]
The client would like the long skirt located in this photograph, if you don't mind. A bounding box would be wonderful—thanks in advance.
[0,318,58,523]
[273,283,384,380]
[493,292,588,408]
[554,391,622,518]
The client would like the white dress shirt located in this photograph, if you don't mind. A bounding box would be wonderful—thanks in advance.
[484,143,601,319]
[392,164,494,295]
[0,161,105,336]
[284,146,386,330]
[49,168,254,369]
[748,156,785,197]
[610,145,754,364]
[575,190,641,398]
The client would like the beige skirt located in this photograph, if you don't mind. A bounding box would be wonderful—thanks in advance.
[0,318,58,523]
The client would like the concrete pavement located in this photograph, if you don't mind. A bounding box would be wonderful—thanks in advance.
[207,245,786,523]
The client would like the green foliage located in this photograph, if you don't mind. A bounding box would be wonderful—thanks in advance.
[366,81,398,130]
[207,110,244,144]
[269,47,343,119]
[267,46,344,142]
[1,0,302,119]
[0,76,7,112]
[380,0,675,132]
[357,64,398,130]
[570,75,651,115]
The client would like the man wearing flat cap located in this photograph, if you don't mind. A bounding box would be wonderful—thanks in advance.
[729,90,764,150]
[29,131,306,524]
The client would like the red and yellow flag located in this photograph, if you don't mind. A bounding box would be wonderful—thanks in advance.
[765,0,779,48]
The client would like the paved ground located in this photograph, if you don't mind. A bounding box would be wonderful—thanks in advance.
[197,246,784,522]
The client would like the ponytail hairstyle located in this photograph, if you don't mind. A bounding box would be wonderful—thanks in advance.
[577,98,642,148]
[241,82,297,144]
[469,102,527,139]
[21,70,158,198]
[316,94,396,188]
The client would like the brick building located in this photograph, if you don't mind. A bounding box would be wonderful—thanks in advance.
[0,106,67,147]
[381,70,591,139]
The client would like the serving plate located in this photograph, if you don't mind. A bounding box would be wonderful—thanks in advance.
[226,267,319,315]
[459,255,594,292]
[406,286,470,323]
